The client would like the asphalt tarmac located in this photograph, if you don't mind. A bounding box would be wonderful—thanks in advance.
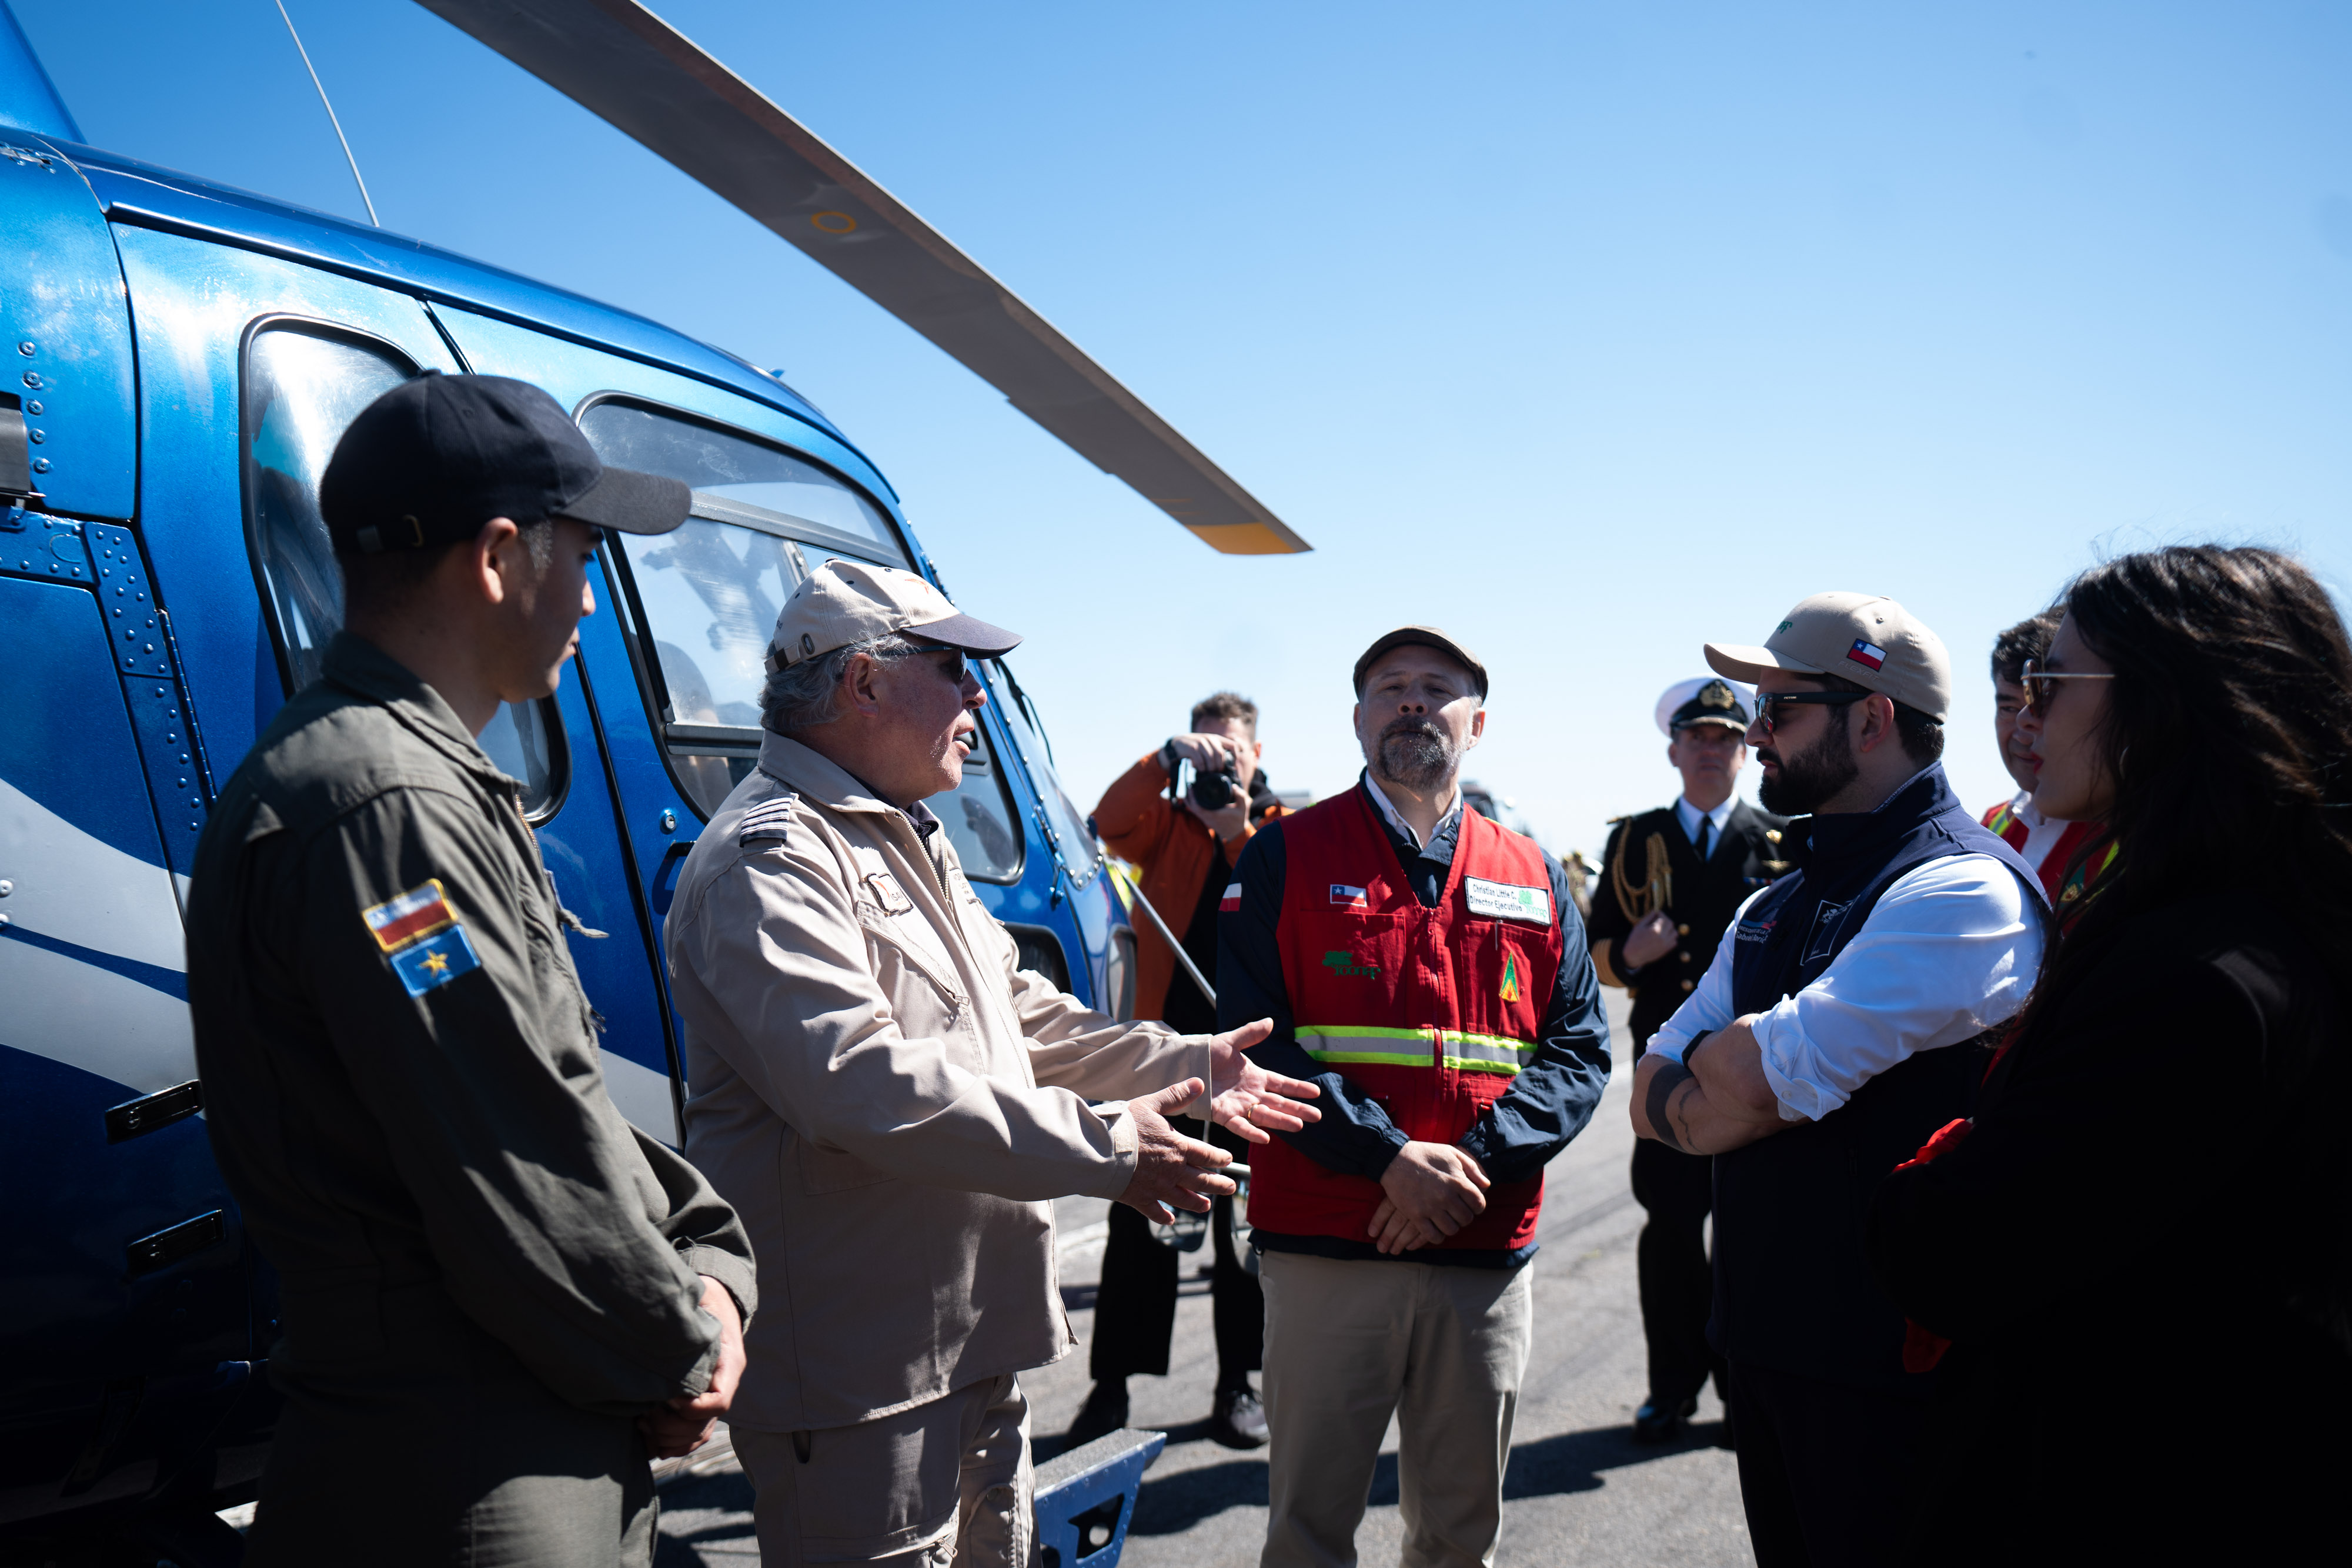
[652,990,1757,1567]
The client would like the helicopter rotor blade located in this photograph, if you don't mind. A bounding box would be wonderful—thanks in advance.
[412,0,1308,556]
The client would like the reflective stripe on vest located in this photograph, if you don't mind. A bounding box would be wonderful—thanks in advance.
[1295,1024,1536,1076]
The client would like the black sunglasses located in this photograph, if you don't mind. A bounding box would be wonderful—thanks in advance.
[906,643,970,685]
[1754,690,1868,735]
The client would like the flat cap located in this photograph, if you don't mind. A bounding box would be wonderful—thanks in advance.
[1352,626,1489,700]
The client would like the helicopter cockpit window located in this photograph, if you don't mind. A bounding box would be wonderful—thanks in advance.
[572,399,1023,877]
[577,400,908,563]
[240,326,567,820]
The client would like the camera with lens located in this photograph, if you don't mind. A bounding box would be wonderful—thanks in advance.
[1188,759,1242,810]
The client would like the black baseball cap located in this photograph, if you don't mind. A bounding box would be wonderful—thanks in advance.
[319,373,691,554]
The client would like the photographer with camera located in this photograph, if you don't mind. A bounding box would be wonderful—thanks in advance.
[1078,693,1288,1447]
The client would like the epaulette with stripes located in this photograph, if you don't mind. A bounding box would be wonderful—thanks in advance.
[738,793,799,847]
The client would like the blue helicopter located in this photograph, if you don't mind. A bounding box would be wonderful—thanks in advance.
[0,1,1305,1557]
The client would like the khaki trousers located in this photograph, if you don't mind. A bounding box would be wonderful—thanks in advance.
[1259,1252,1534,1568]
[736,1373,1034,1568]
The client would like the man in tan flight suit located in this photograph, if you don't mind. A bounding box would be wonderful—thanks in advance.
[666,560,1322,1568]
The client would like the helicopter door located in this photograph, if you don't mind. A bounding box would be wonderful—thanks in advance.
[106,231,685,1142]
[0,571,248,1516]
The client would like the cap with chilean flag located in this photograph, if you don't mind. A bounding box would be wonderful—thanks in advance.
[1700,591,1952,720]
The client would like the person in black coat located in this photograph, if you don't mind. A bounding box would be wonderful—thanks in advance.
[1588,678,1794,1441]
[1866,546,2352,1563]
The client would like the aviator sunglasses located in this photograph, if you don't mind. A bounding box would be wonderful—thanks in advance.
[2019,658,2114,717]
[1753,689,1867,735]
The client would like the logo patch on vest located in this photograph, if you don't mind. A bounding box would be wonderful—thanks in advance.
[1220,882,1243,912]
[1329,883,1368,908]
[1737,917,1774,943]
[1499,955,1522,1003]
[1803,900,1849,964]
[1321,950,1379,978]
[1463,877,1551,925]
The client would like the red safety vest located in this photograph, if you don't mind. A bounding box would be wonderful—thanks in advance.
[1252,786,1563,1252]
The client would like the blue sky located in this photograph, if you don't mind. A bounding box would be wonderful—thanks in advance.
[16,1,2352,856]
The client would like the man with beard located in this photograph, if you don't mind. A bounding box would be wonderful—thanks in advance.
[1587,678,1793,1445]
[1218,627,1612,1568]
[1628,593,2044,1568]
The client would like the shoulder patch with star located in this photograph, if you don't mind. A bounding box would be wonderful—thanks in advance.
[363,879,483,997]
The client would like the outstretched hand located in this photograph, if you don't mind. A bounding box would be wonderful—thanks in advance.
[1118,1079,1238,1225]
[1194,1018,1321,1144]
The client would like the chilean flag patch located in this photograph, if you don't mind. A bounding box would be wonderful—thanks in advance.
[363,879,458,953]
[1847,638,1887,671]
[1220,882,1244,912]
[1329,884,1368,908]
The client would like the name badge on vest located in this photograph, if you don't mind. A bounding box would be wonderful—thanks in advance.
[1462,877,1551,926]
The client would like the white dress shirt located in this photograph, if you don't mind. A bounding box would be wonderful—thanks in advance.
[1997,790,2073,877]
[1363,773,1463,852]
[1674,795,1736,859]
[1646,854,2044,1121]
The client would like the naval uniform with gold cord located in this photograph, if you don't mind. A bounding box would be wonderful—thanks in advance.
[1587,680,1792,1443]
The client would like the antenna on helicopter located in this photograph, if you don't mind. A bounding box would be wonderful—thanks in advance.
[273,0,380,228]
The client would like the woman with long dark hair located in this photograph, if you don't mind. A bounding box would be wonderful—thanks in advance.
[1866,546,2352,1562]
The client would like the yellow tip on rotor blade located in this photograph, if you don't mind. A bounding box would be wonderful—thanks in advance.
[1185,521,1311,556]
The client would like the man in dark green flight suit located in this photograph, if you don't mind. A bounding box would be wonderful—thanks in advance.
[187,375,756,1567]
[1588,678,1793,1445]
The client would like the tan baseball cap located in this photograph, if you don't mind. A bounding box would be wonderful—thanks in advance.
[1704,591,1952,721]
[767,558,1023,671]
[1353,625,1489,699]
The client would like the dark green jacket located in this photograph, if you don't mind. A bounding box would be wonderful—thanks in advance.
[187,632,755,1561]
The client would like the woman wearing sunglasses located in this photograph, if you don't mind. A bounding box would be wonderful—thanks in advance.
[1866,546,2352,1563]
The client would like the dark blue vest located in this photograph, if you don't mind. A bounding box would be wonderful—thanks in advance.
[1709,765,2040,1394]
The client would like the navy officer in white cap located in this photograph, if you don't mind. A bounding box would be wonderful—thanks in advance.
[1589,677,1795,1443]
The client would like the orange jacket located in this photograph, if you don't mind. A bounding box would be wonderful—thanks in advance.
[1092,751,1284,1022]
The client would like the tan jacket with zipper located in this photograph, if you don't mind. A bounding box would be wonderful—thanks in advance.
[666,733,1211,1433]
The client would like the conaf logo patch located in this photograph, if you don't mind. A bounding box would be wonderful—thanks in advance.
[1321,950,1379,978]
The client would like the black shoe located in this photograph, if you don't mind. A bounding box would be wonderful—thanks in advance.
[1631,1393,1698,1445]
[1210,1383,1269,1449]
[1065,1380,1128,1447]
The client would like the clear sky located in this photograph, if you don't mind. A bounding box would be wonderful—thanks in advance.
[18,1,2352,858]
